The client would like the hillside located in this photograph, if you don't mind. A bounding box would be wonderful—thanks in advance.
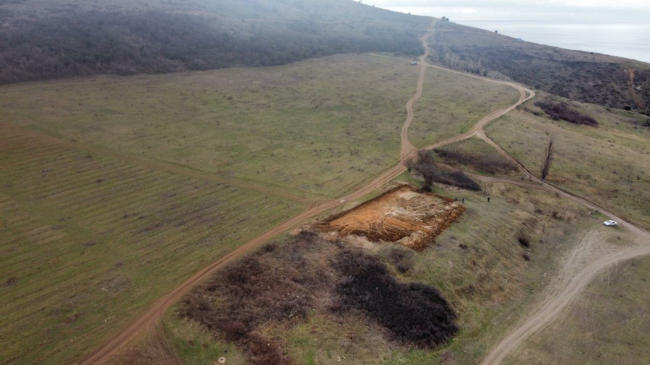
[0,0,430,84]
[2,3,650,365]
[428,20,650,115]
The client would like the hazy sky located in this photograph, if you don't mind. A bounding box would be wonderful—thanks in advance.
[364,0,650,23]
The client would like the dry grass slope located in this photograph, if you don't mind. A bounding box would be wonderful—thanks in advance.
[486,94,650,228]
[505,253,650,364]
[0,54,420,198]
[409,66,520,148]
[0,123,301,364]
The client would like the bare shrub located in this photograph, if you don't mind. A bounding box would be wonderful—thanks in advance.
[429,21,650,115]
[541,138,553,180]
[518,236,530,248]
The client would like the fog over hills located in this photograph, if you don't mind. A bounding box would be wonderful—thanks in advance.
[0,0,429,83]
[1,0,648,114]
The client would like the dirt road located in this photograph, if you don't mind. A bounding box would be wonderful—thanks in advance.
[466,75,650,364]
[476,137,650,364]
[400,28,433,161]
[480,229,650,365]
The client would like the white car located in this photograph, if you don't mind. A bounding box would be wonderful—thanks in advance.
[603,220,618,227]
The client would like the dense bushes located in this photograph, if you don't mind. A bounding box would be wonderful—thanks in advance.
[408,150,481,191]
[0,0,429,83]
[332,250,458,347]
[428,20,650,115]
[535,100,598,126]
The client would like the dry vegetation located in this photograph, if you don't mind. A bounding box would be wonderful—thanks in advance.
[409,66,520,147]
[0,0,430,84]
[0,47,520,363]
[487,93,650,228]
[159,178,598,364]
[505,250,650,364]
[0,53,420,198]
[535,100,598,126]
[429,20,650,115]
[179,232,458,364]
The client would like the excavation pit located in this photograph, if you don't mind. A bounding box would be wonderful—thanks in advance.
[321,185,465,250]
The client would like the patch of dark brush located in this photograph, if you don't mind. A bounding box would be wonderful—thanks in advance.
[181,232,457,363]
[434,148,517,175]
[433,170,481,191]
[535,100,598,126]
[331,250,458,348]
[180,231,337,365]
[518,236,530,248]
[408,150,481,192]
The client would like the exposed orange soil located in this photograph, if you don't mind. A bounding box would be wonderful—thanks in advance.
[323,185,464,250]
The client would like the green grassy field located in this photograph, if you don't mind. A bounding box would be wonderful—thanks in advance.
[486,95,650,228]
[505,255,650,364]
[0,52,526,364]
[0,54,422,199]
[0,123,303,364]
[409,67,519,148]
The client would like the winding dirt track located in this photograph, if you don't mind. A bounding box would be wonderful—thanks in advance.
[480,233,650,365]
[81,23,649,365]
[476,138,650,364]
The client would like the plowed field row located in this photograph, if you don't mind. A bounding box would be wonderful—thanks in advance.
[0,124,303,364]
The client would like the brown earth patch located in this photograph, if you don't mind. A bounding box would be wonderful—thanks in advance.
[320,185,464,250]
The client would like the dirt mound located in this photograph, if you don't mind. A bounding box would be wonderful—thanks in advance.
[322,185,464,250]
